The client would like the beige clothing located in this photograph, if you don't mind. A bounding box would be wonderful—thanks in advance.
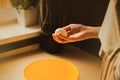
[99,0,120,80]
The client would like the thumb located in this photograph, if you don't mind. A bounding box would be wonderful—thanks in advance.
[63,26,71,32]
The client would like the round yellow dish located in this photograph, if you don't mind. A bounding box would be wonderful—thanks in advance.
[24,58,79,80]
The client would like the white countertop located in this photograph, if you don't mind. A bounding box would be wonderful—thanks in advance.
[0,45,101,80]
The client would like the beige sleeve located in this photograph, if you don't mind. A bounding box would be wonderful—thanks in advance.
[114,52,120,80]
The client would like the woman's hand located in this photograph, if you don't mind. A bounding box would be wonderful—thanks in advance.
[52,24,100,44]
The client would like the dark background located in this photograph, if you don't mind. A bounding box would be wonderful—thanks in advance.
[62,0,109,26]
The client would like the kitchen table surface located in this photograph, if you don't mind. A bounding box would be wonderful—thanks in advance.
[0,45,101,80]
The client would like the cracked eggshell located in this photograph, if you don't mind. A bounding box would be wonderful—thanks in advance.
[55,28,68,37]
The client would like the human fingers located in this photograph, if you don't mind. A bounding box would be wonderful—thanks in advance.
[58,31,88,42]
[63,24,84,35]
[63,26,71,32]
[52,34,69,44]
[52,34,62,43]
[52,34,58,42]
[57,34,75,43]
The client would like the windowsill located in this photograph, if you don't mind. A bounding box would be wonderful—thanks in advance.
[0,22,41,45]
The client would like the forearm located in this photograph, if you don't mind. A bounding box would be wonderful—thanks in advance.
[86,26,100,39]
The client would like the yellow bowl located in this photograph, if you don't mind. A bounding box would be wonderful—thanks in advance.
[24,58,79,80]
